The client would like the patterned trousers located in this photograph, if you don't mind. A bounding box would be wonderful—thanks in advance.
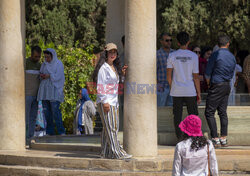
[97,103,127,159]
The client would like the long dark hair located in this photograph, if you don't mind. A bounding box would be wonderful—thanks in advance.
[201,46,212,58]
[92,50,122,83]
[182,133,209,151]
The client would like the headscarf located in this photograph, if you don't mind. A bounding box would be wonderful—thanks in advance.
[78,88,91,131]
[40,48,65,94]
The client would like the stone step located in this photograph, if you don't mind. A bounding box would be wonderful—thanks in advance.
[1,164,250,176]
[1,147,250,173]
[0,150,170,172]
[32,133,123,144]
[31,142,250,156]
[30,143,101,152]
[0,164,171,176]
[32,133,123,145]
[32,134,101,144]
[157,106,250,145]
[158,132,250,146]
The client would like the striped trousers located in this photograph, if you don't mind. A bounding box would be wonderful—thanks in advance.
[97,104,127,159]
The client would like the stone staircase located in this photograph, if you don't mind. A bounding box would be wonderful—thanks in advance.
[1,148,250,176]
[1,135,250,176]
[158,106,250,145]
[0,148,171,176]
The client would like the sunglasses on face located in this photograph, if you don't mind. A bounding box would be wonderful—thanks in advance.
[194,51,201,54]
[165,39,172,42]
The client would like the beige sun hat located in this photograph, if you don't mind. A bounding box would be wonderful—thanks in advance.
[105,43,117,51]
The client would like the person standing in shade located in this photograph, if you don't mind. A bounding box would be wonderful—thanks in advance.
[119,35,126,131]
[243,54,250,93]
[92,43,131,159]
[74,88,96,135]
[199,47,213,93]
[167,31,201,140]
[172,115,218,176]
[37,48,66,135]
[25,46,42,141]
[205,35,236,148]
[157,33,175,106]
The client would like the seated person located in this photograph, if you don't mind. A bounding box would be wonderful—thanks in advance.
[74,88,96,135]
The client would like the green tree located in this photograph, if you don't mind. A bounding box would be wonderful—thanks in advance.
[158,0,250,51]
[26,0,106,51]
[65,0,106,50]
[26,0,75,47]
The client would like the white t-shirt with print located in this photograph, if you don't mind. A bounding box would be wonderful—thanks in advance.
[167,49,199,97]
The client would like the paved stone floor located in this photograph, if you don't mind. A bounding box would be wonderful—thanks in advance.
[1,145,250,175]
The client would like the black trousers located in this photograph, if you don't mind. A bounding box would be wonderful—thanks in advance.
[173,96,198,139]
[205,82,231,138]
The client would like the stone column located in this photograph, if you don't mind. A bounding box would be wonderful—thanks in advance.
[106,0,125,54]
[124,0,157,156]
[0,0,26,150]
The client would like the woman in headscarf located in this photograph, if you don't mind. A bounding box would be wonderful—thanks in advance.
[92,43,131,159]
[37,48,65,135]
[74,88,96,135]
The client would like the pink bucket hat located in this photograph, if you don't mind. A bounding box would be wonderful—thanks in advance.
[179,115,203,137]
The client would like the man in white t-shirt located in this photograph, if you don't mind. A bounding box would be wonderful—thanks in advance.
[167,31,201,139]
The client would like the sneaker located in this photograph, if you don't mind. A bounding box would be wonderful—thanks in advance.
[119,154,132,160]
[212,138,221,148]
[220,138,228,147]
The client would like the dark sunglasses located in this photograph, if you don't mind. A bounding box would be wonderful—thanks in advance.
[165,39,172,42]
[194,51,201,54]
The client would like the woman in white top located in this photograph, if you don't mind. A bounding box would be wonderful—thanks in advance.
[172,115,218,176]
[92,43,131,159]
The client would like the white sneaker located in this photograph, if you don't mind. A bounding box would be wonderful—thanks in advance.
[119,154,132,160]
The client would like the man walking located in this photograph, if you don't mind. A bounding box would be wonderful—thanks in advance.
[205,35,236,148]
[157,33,174,106]
[25,46,42,141]
[167,31,201,139]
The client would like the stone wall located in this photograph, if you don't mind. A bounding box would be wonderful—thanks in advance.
[158,106,250,145]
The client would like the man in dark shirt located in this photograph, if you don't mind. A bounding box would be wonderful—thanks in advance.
[25,46,41,142]
[205,35,236,148]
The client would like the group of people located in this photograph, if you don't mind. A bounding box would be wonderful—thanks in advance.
[157,32,245,148]
[25,47,66,140]
[156,31,241,175]
[25,30,249,174]
[25,43,131,160]
[92,38,220,173]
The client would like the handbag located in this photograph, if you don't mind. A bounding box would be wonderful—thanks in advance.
[36,101,46,129]
[207,144,211,176]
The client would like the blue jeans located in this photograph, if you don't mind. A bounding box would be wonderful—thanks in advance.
[157,85,172,106]
[42,100,65,135]
[25,96,38,138]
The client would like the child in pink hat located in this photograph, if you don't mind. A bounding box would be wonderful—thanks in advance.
[172,115,219,176]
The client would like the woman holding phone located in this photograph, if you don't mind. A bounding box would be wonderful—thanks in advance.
[92,43,131,159]
[37,48,65,135]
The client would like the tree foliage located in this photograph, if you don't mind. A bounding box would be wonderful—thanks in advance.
[26,0,106,52]
[157,0,250,52]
